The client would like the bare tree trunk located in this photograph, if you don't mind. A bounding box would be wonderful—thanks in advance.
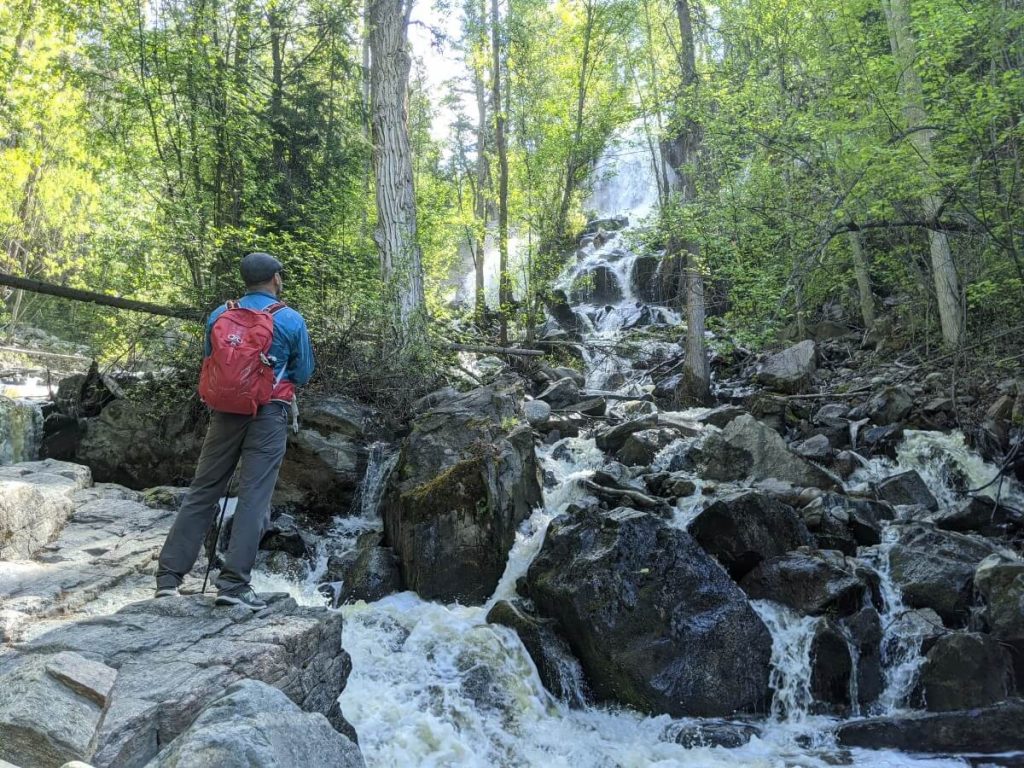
[473,0,489,324]
[848,230,875,330]
[882,0,964,347]
[369,0,426,344]
[491,0,510,344]
[669,0,711,406]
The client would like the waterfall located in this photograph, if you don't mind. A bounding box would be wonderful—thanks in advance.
[750,601,819,724]
[0,395,44,465]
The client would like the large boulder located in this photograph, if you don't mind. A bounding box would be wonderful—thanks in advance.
[526,506,772,717]
[486,600,588,707]
[323,546,402,604]
[382,383,543,604]
[75,399,207,488]
[888,523,1006,625]
[873,470,938,511]
[866,385,914,425]
[912,632,1014,712]
[0,595,354,768]
[739,551,869,617]
[840,607,884,708]
[836,700,1024,754]
[756,341,816,394]
[0,460,92,560]
[570,265,623,305]
[689,492,812,580]
[809,619,853,713]
[975,556,1024,643]
[145,680,363,768]
[630,255,661,303]
[697,415,837,490]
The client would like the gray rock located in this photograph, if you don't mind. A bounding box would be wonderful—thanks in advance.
[144,680,363,768]
[0,651,114,768]
[858,424,904,457]
[486,600,588,707]
[0,460,92,559]
[888,523,1005,624]
[814,403,849,429]
[0,595,354,768]
[527,507,772,717]
[934,497,1022,537]
[836,699,1024,753]
[867,386,914,425]
[756,341,817,394]
[75,399,206,488]
[840,607,884,707]
[809,619,853,713]
[523,399,553,426]
[382,383,543,604]
[740,551,869,617]
[615,428,676,467]
[537,378,580,409]
[668,721,761,749]
[551,367,585,387]
[975,556,1024,645]
[594,414,659,452]
[697,415,837,490]
[793,434,832,461]
[913,632,1013,712]
[324,546,402,604]
[690,491,813,580]
[283,428,366,516]
[691,405,746,429]
[873,470,938,510]
[570,265,623,305]
[298,396,377,440]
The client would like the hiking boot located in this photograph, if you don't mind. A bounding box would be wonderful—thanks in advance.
[214,587,267,611]
[154,585,179,598]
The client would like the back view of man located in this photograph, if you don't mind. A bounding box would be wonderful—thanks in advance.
[155,252,315,610]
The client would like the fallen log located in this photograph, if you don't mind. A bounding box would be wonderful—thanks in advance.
[0,271,203,321]
[447,342,546,357]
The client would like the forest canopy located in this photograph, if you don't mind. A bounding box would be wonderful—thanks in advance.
[1,0,1022,371]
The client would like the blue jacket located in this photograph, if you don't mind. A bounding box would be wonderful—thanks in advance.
[206,291,315,398]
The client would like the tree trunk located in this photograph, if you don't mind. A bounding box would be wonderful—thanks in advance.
[369,0,426,344]
[473,0,489,324]
[882,0,964,347]
[848,230,875,330]
[491,0,510,344]
[669,0,711,406]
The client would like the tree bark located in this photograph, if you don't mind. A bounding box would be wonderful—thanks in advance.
[848,230,875,330]
[472,0,489,323]
[882,0,964,347]
[668,0,711,406]
[369,0,426,345]
[491,0,511,344]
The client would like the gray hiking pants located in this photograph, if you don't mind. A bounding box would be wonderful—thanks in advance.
[156,401,290,594]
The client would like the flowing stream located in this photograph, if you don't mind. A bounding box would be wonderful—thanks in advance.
[248,138,1009,767]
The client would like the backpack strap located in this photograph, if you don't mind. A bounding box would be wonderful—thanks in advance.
[265,301,287,315]
[226,300,240,311]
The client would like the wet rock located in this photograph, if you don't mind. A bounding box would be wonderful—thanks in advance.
[690,491,812,580]
[0,460,92,559]
[594,413,658,452]
[527,507,772,717]
[486,600,588,707]
[912,632,1014,712]
[840,607,884,707]
[282,428,366,517]
[615,428,675,467]
[740,551,868,617]
[0,595,353,768]
[566,397,607,418]
[934,496,1022,537]
[975,557,1024,682]
[382,382,543,604]
[581,479,665,512]
[570,265,623,305]
[630,255,661,303]
[523,399,553,426]
[836,699,1024,753]
[888,523,1005,624]
[801,494,888,553]
[814,404,850,429]
[323,546,402,604]
[793,434,831,461]
[668,721,761,749]
[543,290,582,335]
[873,470,938,511]
[756,341,817,394]
[692,405,746,429]
[656,412,704,436]
[867,386,914,425]
[259,514,309,559]
[831,450,861,479]
[646,472,697,499]
[537,377,581,409]
[143,680,363,768]
[697,414,837,490]
[810,619,853,713]
[858,424,904,458]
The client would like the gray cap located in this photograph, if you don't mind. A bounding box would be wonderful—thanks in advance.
[240,252,283,285]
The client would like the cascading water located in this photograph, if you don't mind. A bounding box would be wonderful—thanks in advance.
[0,395,44,465]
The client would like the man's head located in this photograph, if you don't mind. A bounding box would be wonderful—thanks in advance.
[240,252,284,297]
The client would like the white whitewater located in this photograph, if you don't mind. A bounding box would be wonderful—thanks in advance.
[0,395,44,465]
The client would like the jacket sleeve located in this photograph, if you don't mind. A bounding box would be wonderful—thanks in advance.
[288,315,315,386]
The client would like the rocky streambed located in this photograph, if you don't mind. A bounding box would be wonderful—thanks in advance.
[3,223,1024,767]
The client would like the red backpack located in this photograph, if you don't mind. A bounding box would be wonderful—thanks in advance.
[198,300,286,415]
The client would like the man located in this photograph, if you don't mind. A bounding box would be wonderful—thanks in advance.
[155,252,315,610]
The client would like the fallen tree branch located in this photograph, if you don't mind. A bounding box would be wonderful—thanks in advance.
[446,342,546,357]
[0,271,203,321]
[0,345,91,362]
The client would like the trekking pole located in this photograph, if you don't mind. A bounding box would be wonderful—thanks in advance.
[202,496,229,594]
